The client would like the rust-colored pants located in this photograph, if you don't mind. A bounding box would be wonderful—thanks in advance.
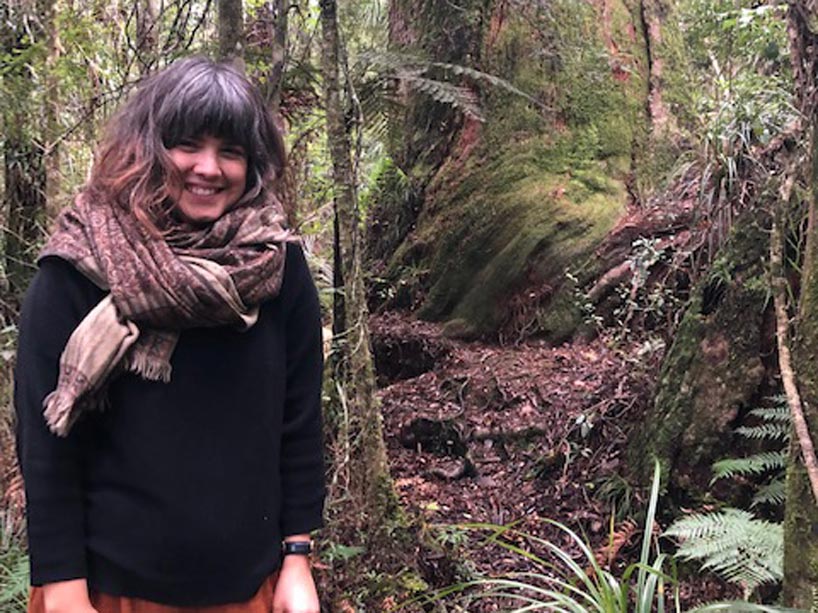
[28,573,279,613]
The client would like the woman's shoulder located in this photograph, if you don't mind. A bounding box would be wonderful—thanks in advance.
[25,256,105,309]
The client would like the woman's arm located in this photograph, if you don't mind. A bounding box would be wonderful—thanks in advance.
[278,245,326,537]
[41,579,97,613]
[272,535,319,613]
[15,259,102,589]
[274,245,325,613]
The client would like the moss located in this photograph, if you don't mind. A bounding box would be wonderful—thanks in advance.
[783,194,818,604]
[630,212,771,499]
[375,0,652,339]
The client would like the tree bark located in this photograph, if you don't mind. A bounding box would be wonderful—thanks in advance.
[268,0,287,114]
[782,2,818,604]
[319,0,401,539]
[136,0,159,75]
[218,0,244,61]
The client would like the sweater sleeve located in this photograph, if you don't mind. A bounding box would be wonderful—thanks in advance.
[15,257,102,585]
[279,244,326,537]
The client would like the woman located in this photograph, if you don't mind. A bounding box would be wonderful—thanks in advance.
[14,56,325,613]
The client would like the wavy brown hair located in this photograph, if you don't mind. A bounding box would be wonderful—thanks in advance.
[86,56,286,232]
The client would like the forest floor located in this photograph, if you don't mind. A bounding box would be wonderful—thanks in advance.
[370,311,743,610]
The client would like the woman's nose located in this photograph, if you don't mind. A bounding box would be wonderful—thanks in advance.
[192,148,221,176]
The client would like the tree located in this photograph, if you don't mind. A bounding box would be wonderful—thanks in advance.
[219,0,243,61]
[781,2,818,605]
[319,0,416,607]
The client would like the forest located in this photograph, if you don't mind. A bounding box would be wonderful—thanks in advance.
[3,0,818,610]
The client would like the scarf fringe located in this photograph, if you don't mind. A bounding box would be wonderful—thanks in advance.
[43,390,79,438]
[125,353,172,383]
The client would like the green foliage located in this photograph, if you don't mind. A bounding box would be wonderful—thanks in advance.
[0,513,28,613]
[711,398,790,508]
[711,451,788,483]
[407,462,791,612]
[665,398,791,598]
[664,509,783,596]
[673,1,794,233]
[410,462,671,612]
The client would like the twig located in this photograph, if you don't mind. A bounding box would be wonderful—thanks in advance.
[772,173,818,505]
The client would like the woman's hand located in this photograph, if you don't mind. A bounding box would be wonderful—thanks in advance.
[272,554,319,613]
[42,579,98,613]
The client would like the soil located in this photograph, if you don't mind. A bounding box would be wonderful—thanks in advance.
[371,311,743,610]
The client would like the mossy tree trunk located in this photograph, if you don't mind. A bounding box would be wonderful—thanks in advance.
[782,3,818,604]
[218,0,243,61]
[319,0,403,545]
[628,211,770,498]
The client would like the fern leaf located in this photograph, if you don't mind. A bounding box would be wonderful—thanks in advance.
[748,401,790,421]
[734,422,790,441]
[751,477,787,507]
[712,451,788,482]
[664,509,783,591]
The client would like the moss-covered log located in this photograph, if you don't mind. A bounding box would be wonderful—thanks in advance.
[630,212,771,499]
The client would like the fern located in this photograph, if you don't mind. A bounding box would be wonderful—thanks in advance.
[748,402,790,422]
[751,476,786,508]
[734,422,789,441]
[711,450,788,482]
[664,509,783,593]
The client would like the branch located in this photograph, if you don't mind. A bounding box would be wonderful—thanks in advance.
[772,173,818,505]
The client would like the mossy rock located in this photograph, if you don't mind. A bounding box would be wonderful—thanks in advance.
[630,210,772,501]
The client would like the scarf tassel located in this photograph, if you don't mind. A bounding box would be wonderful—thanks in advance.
[124,353,172,383]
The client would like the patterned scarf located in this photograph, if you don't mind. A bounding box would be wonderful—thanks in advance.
[39,192,293,436]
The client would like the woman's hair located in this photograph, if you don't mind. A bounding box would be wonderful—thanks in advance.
[87,56,286,232]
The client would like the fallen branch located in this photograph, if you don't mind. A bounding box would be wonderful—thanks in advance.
[772,174,818,505]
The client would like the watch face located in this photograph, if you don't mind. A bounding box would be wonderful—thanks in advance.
[283,541,312,555]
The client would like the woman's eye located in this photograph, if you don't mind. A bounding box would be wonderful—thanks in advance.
[175,140,200,151]
[222,147,245,158]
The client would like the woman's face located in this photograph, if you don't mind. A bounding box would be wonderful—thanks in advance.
[167,135,248,224]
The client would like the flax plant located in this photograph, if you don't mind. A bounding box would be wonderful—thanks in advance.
[406,462,799,613]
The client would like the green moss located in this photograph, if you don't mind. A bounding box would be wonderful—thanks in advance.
[630,212,771,498]
[375,0,652,339]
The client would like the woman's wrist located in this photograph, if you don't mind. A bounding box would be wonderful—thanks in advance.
[42,578,95,613]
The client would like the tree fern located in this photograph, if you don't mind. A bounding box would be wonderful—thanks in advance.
[664,509,783,594]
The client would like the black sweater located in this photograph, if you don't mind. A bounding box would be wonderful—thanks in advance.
[14,245,325,606]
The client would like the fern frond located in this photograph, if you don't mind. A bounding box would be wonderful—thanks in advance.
[664,508,783,591]
[357,50,546,113]
[396,74,484,120]
[751,476,787,507]
[712,450,788,482]
[747,403,790,422]
[734,422,790,441]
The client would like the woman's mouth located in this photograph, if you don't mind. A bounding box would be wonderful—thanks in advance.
[186,185,220,196]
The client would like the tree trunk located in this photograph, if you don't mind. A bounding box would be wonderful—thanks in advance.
[319,0,399,539]
[268,0,287,114]
[136,0,159,75]
[218,0,244,61]
[782,3,818,604]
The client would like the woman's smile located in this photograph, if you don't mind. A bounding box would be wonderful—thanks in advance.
[167,135,248,224]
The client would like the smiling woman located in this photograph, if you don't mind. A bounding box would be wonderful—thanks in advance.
[14,57,325,613]
[167,136,248,224]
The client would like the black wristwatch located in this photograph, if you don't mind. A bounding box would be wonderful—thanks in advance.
[283,540,313,556]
